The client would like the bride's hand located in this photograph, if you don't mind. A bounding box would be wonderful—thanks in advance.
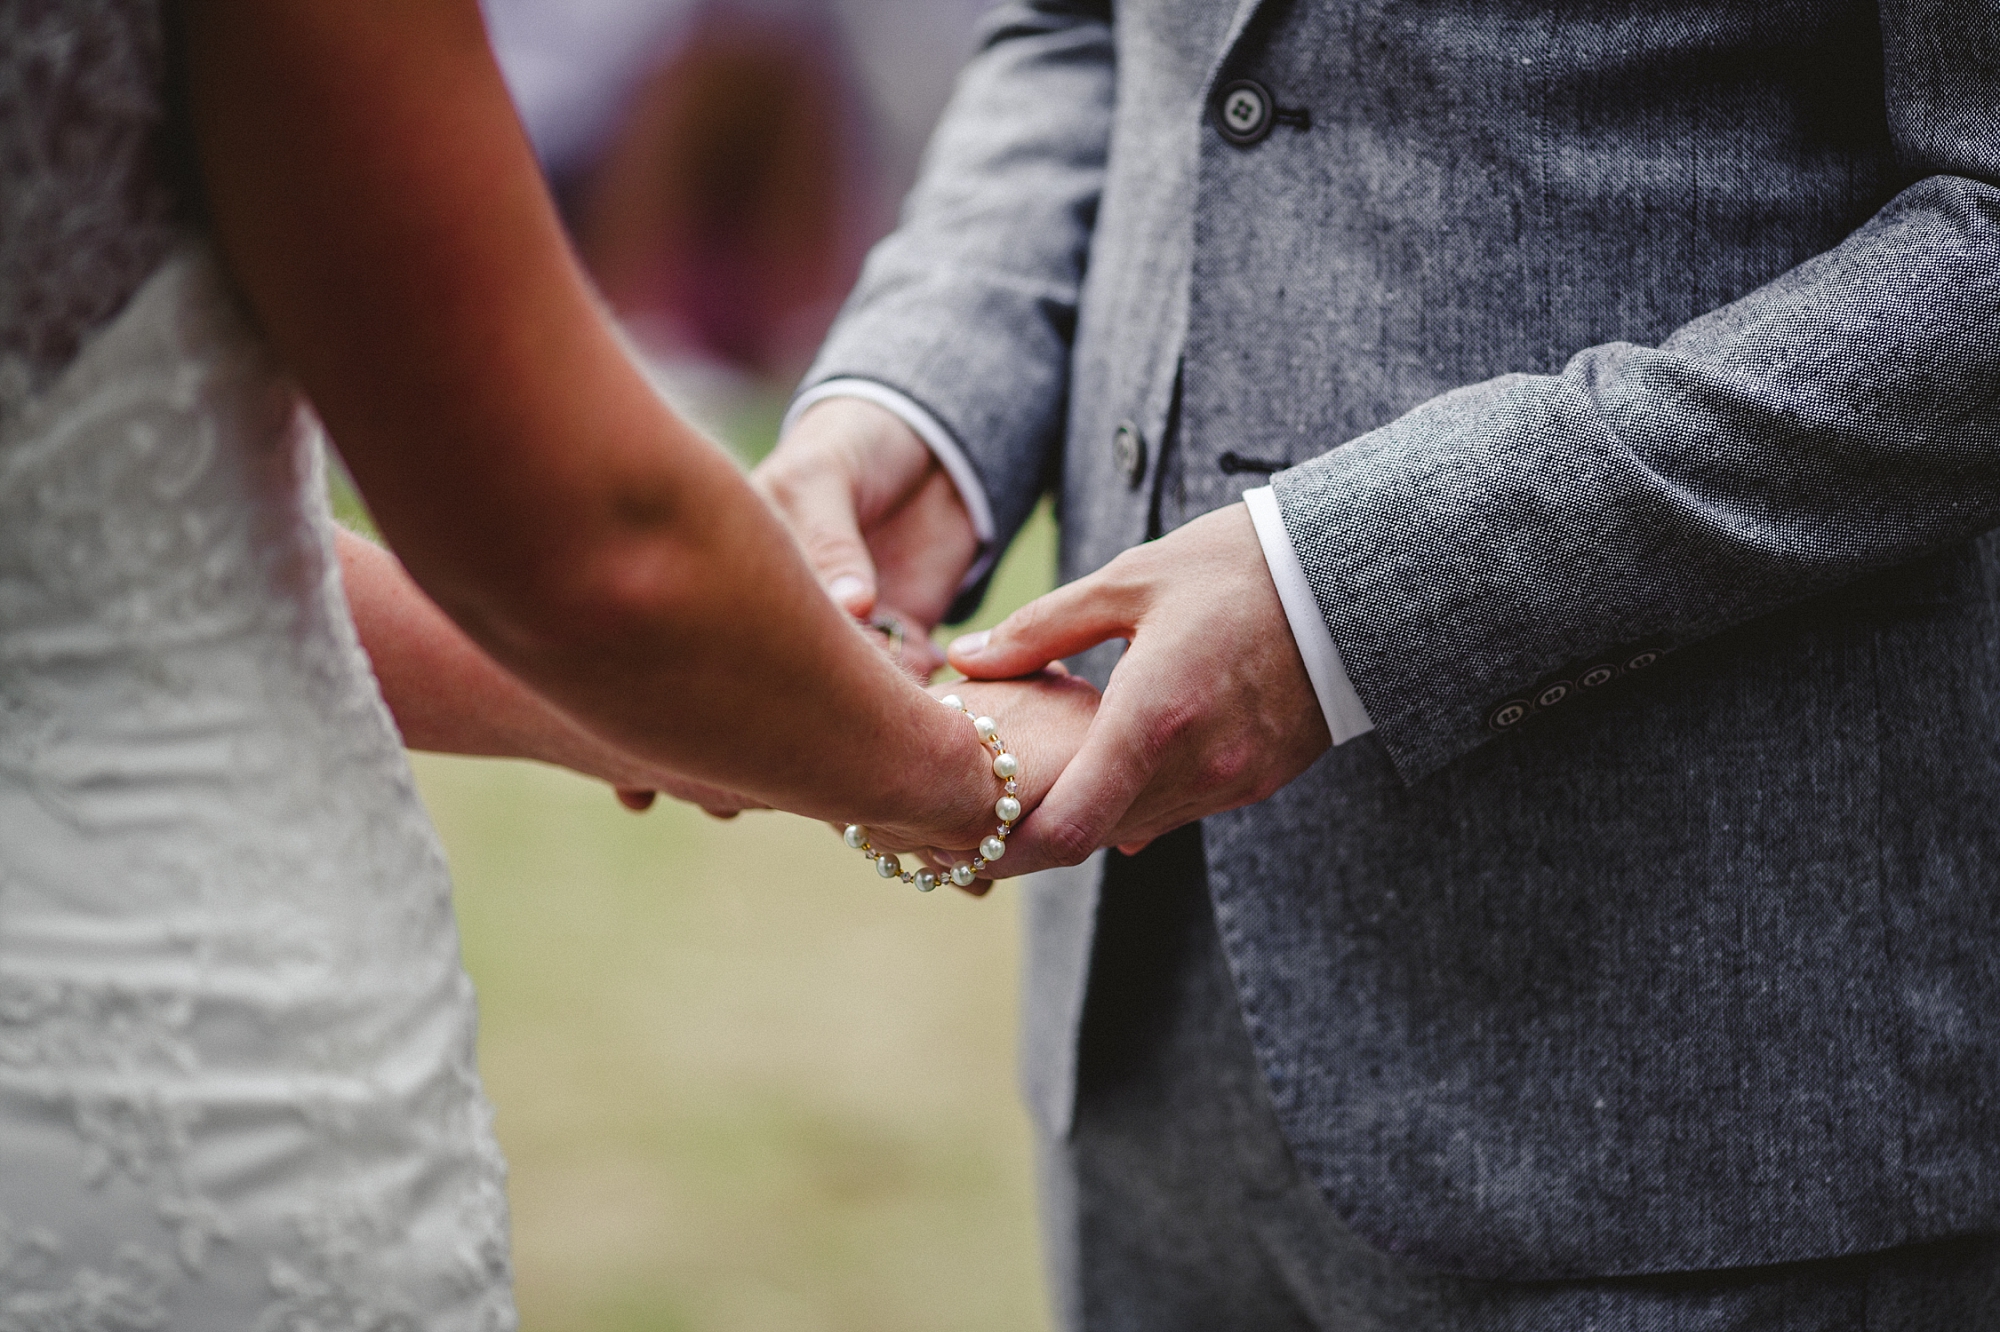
[851,668,1099,895]
[613,772,764,818]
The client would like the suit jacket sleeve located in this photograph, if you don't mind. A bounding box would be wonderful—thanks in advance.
[1272,0,2000,783]
[796,0,1114,556]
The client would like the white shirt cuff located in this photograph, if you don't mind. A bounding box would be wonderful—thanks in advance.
[1243,486,1375,745]
[784,379,1000,592]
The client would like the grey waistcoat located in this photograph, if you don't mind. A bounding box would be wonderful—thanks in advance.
[801,0,2000,1279]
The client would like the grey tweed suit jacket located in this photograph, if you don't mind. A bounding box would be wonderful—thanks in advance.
[800,0,2000,1281]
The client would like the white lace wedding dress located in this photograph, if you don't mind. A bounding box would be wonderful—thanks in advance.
[0,3,516,1327]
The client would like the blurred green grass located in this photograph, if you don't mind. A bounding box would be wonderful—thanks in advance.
[340,414,1061,1332]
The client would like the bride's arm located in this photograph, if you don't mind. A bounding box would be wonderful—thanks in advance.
[337,527,750,815]
[180,0,1082,849]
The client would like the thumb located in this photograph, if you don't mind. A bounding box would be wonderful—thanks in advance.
[784,482,881,618]
[948,574,1137,679]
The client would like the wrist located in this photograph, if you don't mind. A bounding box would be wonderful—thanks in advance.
[903,693,1002,849]
[843,691,1025,889]
[507,699,650,788]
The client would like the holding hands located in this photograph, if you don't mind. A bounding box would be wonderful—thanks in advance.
[753,397,1097,888]
[754,399,1331,886]
[339,297,1325,887]
[946,504,1330,876]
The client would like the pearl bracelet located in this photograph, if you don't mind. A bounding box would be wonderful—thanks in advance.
[841,693,1022,892]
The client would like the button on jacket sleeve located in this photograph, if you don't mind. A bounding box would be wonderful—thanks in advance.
[1271,2,2000,781]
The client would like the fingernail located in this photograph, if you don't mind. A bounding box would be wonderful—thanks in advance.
[950,629,990,658]
[828,575,867,609]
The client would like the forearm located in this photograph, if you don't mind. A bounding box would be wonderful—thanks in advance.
[341,528,783,815]
[337,527,616,768]
[1276,173,2000,781]
[183,0,994,840]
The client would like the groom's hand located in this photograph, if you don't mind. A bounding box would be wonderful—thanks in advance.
[754,397,980,672]
[947,504,1331,873]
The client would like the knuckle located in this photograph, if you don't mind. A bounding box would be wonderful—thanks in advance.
[1038,813,1102,867]
[755,476,813,527]
[1100,550,1158,610]
[801,529,864,572]
[757,448,846,512]
[751,450,807,499]
[1128,697,1198,770]
[1195,741,1255,795]
[1001,600,1051,648]
[1192,755,1236,794]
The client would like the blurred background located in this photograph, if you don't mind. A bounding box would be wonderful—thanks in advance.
[482,0,993,444]
[348,2,1064,1329]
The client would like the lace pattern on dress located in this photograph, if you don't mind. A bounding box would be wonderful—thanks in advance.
[0,0,181,420]
[0,239,517,1332]
[0,1212,173,1332]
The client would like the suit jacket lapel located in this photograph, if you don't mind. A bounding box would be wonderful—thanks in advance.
[1204,0,1275,96]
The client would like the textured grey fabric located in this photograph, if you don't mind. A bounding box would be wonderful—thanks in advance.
[1054,827,2000,1332]
[1019,851,1104,1140]
[802,0,2000,1285]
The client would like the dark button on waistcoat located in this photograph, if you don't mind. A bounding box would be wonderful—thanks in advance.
[1112,420,1147,487]
[1215,80,1275,146]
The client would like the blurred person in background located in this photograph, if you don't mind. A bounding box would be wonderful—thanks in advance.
[0,1,1086,1325]
[481,0,989,439]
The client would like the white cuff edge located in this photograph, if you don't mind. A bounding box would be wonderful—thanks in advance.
[1243,487,1375,746]
[785,379,1000,593]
